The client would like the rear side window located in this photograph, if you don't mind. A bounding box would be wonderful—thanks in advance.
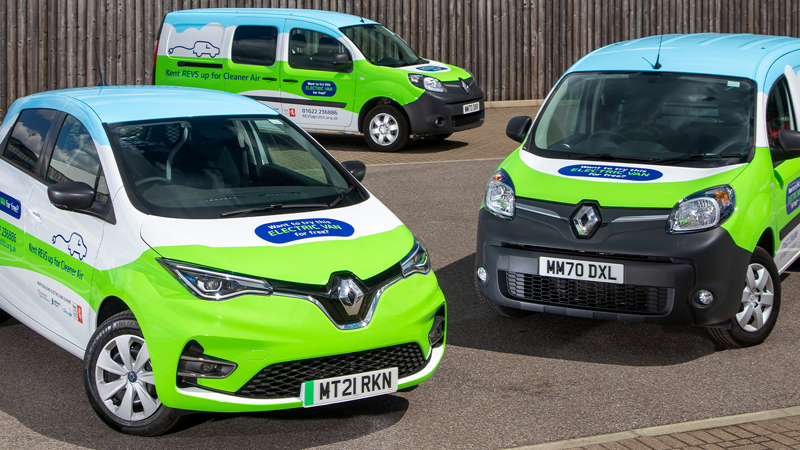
[2,109,59,172]
[232,26,278,66]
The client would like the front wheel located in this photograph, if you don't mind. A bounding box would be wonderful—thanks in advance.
[84,311,181,436]
[709,247,781,348]
[364,105,409,152]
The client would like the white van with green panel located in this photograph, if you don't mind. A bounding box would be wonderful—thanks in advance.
[155,8,485,152]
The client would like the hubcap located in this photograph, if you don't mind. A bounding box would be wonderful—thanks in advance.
[94,334,160,421]
[369,113,399,146]
[737,263,774,332]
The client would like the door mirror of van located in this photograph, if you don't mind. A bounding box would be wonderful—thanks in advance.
[341,160,366,182]
[48,182,95,211]
[775,129,800,162]
[332,53,352,69]
[506,116,533,143]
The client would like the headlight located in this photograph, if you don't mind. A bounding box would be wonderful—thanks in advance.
[484,169,515,219]
[408,73,445,92]
[667,185,735,233]
[401,236,431,277]
[158,259,274,300]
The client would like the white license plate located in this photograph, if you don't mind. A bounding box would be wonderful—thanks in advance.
[463,101,480,114]
[302,367,398,407]
[539,256,624,284]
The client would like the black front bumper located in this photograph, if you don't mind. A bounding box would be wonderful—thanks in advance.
[475,199,752,326]
[403,78,485,136]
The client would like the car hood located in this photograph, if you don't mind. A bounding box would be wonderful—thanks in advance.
[394,60,473,81]
[502,149,749,209]
[139,195,413,285]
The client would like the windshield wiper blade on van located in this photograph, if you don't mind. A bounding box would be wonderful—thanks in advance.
[220,202,329,218]
[566,153,657,163]
[328,186,355,208]
[650,153,747,164]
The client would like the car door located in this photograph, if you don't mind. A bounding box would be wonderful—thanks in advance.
[0,108,60,316]
[225,19,285,111]
[24,113,108,347]
[280,22,356,129]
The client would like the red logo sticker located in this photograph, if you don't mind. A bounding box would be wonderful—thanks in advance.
[289,108,296,117]
[76,305,83,324]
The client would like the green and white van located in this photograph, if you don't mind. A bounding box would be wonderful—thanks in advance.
[476,34,800,348]
[154,8,485,152]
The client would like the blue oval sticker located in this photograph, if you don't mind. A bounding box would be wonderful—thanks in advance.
[415,65,448,72]
[558,164,663,181]
[255,218,354,244]
[302,80,337,97]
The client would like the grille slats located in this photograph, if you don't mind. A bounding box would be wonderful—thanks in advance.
[452,110,483,127]
[504,271,669,314]
[236,343,426,399]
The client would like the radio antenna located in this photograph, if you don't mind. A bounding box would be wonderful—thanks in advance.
[94,38,107,86]
[653,34,663,70]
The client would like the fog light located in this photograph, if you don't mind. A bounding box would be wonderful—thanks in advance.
[435,117,446,127]
[177,342,237,379]
[477,266,487,282]
[697,289,714,305]
[428,306,446,348]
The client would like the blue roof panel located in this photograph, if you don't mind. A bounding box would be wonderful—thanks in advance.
[168,8,378,29]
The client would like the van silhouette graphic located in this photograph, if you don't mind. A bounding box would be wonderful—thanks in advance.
[52,232,88,261]
[169,41,221,58]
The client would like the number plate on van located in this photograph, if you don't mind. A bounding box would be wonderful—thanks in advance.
[463,102,480,114]
[539,257,624,284]
[302,367,398,407]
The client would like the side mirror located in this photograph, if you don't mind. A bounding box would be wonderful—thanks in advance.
[341,160,366,182]
[48,182,95,211]
[332,53,352,69]
[776,129,800,163]
[506,116,533,143]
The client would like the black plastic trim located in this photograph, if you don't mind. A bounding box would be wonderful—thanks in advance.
[177,61,222,69]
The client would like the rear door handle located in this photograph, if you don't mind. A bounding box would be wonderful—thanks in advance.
[28,209,42,224]
[283,79,298,83]
[263,77,278,82]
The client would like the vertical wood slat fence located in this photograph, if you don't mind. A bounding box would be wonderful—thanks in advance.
[2,0,800,118]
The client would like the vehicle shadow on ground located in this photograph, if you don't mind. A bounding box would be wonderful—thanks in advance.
[438,253,720,366]
[313,132,469,154]
[0,321,408,448]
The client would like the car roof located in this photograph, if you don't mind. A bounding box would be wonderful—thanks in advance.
[166,8,378,29]
[569,33,800,80]
[18,86,277,123]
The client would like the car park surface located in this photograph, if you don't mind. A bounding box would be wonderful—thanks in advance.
[1,107,800,449]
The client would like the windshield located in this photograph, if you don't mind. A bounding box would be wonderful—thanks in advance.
[107,116,362,219]
[530,72,756,168]
[341,24,422,67]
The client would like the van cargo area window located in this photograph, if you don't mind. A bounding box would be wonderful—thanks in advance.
[232,25,278,67]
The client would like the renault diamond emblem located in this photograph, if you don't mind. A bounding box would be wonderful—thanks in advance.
[460,78,470,94]
[337,278,364,316]
[572,205,600,239]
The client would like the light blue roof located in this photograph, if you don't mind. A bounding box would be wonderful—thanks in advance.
[569,33,800,80]
[167,8,378,29]
[15,86,277,123]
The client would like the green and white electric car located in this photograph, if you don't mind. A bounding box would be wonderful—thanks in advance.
[154,8,485,152]
[476,34,800,348]
[0,86,445,435]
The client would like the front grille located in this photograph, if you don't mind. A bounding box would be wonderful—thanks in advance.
[503,271,669,314]
[236,343,427,399]
[453,110,483,128]
[502,242,672,263]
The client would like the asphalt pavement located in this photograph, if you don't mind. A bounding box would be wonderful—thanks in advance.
[2,106,800,449]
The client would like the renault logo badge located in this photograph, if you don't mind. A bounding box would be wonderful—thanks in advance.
[337,278,364,316]
[571,205,601,239]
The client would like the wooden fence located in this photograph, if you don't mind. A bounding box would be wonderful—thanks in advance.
[2,0,800,117]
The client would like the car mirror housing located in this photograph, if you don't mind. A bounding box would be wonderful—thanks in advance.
[776,129,800,162]
[47,181,95,211]
[332,52,352,69]
[341,160,366,182]
[506,116,533,143]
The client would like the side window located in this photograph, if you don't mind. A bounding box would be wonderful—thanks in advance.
[288,28,348,72]
[766,77,796,148]
[231,25,278,66]
[2,109,59,172]
[47,115,108,205]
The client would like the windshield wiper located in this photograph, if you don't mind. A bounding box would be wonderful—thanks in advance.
[566,153,658,163]
[328,186,354,208]
[220,202,328,218]
[649,153,747,164]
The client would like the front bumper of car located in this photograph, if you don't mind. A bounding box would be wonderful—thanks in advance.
[135,271,446,413]
[476,198,752,327]
[403,78,485,136]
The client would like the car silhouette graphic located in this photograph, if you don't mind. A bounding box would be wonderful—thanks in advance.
[52,232,88,261]
[168,41,220,58]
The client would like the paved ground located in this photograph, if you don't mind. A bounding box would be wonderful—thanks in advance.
[3,105,800,449]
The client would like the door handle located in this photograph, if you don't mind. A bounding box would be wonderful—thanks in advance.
[263,77,277,82]
[283,79,299,83]
[28,209,42,224]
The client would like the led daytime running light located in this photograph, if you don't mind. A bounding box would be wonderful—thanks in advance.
[401,236,431,277]
[158,259,274,301]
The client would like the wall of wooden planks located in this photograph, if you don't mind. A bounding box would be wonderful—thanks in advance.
[2,0,800,117]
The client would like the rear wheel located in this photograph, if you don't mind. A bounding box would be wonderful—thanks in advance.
[84,311,181,436]
[709,247,780,348]
[364,105,409,152]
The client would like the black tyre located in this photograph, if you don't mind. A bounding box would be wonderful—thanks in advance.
[84,311,181,436]
[363,105,409,152]
[709,247,781,348]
